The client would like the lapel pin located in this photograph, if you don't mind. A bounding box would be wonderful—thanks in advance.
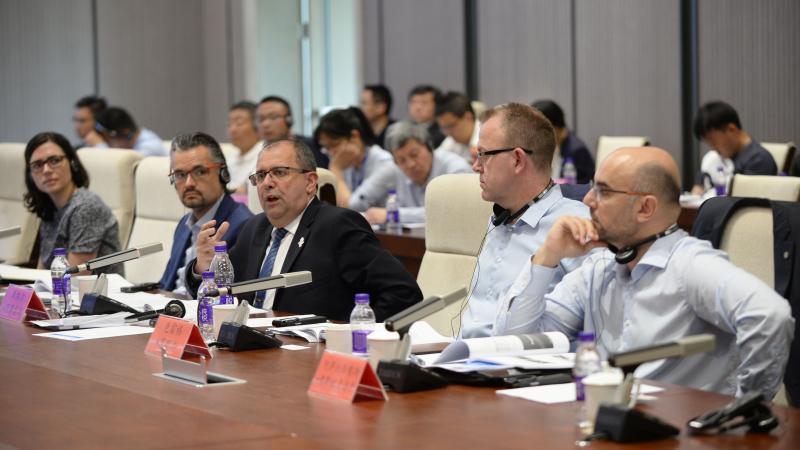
[298,237,305,248]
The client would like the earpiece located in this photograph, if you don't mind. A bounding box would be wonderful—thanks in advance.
[285,114,294,128]
[219,165,231,185]
[608,224,680,264]
[490,179,556,227]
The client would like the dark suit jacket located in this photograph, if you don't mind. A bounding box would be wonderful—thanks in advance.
[160,194,253,290]
[186,198,422,322]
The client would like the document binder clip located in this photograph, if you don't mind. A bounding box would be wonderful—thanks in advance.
[216,322,283,352]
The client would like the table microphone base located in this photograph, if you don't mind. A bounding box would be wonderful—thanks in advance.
[377,360,448,393]
[593,403,679,443]
[79,293,138,315]
[217,322,283,352]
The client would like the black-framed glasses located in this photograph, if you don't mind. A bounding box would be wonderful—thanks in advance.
[588,181,651,202]
[29,155,67,173]
[168,163,223,184]
[248,166,311,186]
[475,147,533,163]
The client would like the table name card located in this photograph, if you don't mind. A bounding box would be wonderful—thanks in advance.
[145,315,211,359]
[0,284,49,322]
[307,351,387,402]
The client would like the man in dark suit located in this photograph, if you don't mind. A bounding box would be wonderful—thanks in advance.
[186,139,422,322]
[160,132,253,292]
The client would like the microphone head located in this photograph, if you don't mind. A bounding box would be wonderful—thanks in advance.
[136,242,164,258]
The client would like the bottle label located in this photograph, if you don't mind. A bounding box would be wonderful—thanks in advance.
[219,294,234,305]
[198,300,214,326]
[352,329,371,354]
[387,210,399,224]
[574,375,586,401]
[52,277,63,296]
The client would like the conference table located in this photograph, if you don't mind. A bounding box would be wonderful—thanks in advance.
[1,316,798,449]
[375,206,700,279]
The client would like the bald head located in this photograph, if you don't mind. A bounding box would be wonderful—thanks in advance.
[602,147,681,208]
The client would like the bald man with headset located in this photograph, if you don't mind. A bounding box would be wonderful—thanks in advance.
[495,146,793,398]
[459,103,589,338]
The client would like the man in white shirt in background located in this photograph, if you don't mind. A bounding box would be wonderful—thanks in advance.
[496,146,793,398]
[435,91,480,164]
[226,101,263,193]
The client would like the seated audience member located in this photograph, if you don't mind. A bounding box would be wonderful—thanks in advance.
[407,84,446,148]
[691,101,777,194]
[185,139,422,321]
[226,101,263,193]
[435,92,480,163]
[360,84,396,148]
[95,106,166,156]
[315,107,393,209]
[460,103,589,338]
[497,146,793,398]
[23,132,121,273]
[72,95,107,149]
[532,99,594,184]
[256,95,328,167]
[350,121,471,225]
[160,132,253,293]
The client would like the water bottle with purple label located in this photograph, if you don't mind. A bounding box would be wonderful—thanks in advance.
[196,271,216,342]
[210,243,235,305]
[50,247,71,317]
[350,293,376,356]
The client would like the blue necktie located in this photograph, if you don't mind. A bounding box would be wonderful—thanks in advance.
[254,228,288,308]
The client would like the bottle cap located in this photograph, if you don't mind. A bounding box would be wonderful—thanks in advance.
[214,243,227,252]
[53,248,66,256]
[354,293,370,304]
[578,331,595,342]
[202,271,215,279]
[387,188,397,195]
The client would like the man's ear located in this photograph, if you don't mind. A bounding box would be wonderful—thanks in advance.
[636,195,659,223]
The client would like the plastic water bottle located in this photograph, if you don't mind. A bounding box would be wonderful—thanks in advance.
[210,243,235,305]
[714,165,727,196]
[563,157,578,185]
[50,248,71,317]
[574,331,603,431]
[350,293,376,356]
[385,189,401,233]
[196,271,217,343]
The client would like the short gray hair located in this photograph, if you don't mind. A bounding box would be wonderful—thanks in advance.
[170,131,226,166]
[385,121,432,153]
[262,138,317,171]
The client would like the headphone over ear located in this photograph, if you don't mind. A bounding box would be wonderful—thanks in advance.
[608,224,679,264]
[218,164,231,185]
[491,180,556,227]
[285,114,294,128]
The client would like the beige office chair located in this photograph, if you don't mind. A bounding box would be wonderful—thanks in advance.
[78,148,143,248]
[247,167,339,212]
[762,142,796,174]
[415,173,494,337]
[729,174,800,201]
[125,157,188,283]
[0,142,40,265]
[219,142,239,163]
[595,136,649,166]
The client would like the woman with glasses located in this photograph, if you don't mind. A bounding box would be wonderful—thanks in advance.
[314,107,393,209]
[23,132,121,273]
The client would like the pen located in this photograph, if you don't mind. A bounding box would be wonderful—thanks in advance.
[508,372,573,388]
[271,316,327,327]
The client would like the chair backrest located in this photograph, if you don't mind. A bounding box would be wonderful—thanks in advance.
[762,141,797,174]
[719,206,774,288]
[0,142,39,264]
[729,174,800,201]
[247,167,339,212]
[595,136,649,166]
[219,142,239,163]
[416,173,494,336]
[78,148,143,248]
[125,157,188,283]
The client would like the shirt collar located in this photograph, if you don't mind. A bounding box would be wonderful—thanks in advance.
[629,228,687,278]
[186,195,225,232]
[514,182,563,229]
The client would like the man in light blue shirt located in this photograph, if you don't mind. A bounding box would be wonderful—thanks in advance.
[459,103,589,338]
[95,106,166,156]
[349,121,472,224]
[497,146,793,398]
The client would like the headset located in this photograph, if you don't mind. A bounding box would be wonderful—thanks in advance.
[607,223,679,264]
[491,179,556,226]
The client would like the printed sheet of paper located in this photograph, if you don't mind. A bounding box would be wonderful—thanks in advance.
[496,382,664,404]
[34,325,154,341]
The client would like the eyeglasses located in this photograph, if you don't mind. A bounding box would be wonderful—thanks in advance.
[259,115,287,123]
[588,181,651,202]
[168,163,223,184]
[475,147,533,164]
[29,155,67,173]
[248,166,311,186]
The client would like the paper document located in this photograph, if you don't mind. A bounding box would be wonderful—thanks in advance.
[436,331,570,363]
[496,382,664,404]
[31,312,131,330]
[34,325,154,341]
[0,264,50,284]
[408,321,454,353]
[271,323,329,343]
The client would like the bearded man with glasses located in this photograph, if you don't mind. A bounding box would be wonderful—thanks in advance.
[185,139,422,321]
[160,132,253,293]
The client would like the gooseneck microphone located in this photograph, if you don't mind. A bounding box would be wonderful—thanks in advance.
[206,271,312,297]
[0,226,21,239]
[65,242,164,274]
[607,224,679,264]
[384,287,468,334]
[124,300,186,323]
